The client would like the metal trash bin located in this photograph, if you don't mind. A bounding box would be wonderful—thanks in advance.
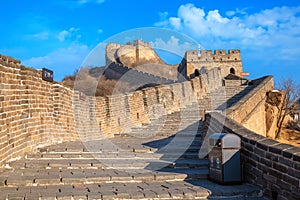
[208,133,241,184]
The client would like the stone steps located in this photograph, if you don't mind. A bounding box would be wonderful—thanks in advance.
[0,168,209,188]
[0,181,211,200]
[8,158,208,171]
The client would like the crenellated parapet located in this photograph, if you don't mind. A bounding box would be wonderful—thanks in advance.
[185,49,241,62]
[0,54,21,69]
[181,49,243,80]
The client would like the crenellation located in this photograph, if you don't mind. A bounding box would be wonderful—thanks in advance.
[213,50,226,55]
[133,40,152,48]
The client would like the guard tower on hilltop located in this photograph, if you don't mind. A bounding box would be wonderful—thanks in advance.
[178,48,246,79]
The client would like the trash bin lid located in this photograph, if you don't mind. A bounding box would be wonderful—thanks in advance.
[222,134,241,148]
[209,133,241,148]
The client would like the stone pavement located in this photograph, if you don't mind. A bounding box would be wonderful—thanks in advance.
[0,143,267,200]
[0,137,266,199]
[0,88,268,199]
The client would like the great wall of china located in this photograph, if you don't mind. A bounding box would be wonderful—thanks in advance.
[0,41,299,199]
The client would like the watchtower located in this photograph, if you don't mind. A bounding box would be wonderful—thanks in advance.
[178,49,244,79]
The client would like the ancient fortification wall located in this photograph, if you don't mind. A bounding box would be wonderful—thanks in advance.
[103,62,176,84]
[226,76,274,136]
[1,54,298,199]
[205,112,300,200]
[0,54,221,168]
[0,55,78,168]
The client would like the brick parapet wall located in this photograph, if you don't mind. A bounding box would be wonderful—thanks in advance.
[225,76,274,135]
[204,112,300,200]
[0,60,79,168]
[0,55,224,167]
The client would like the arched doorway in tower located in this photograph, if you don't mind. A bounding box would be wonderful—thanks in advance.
[230,68,236,74]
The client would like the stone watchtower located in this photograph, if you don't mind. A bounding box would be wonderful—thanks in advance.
[133,40,152,66]
[178,49,243,79]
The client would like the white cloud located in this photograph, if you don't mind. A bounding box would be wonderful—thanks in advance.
[169,17,181,30]
[153,4,300,81]
[23,43,91,81]
[57,30,69,42]
[57,27,80,42]
[155,4,300,57]
[97,29,103,34]
[226,8,248,17]
[78,0,104,5]
[151,36,194,57]
[31,31,49,40]
[154,12,169,26]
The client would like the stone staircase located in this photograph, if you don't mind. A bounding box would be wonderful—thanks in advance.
[201,85,255,111]
[0,84,267,199]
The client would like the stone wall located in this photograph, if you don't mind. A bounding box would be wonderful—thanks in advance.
[91,67,222,137]
[226,76,274,136]
[204,112,300,200]
[0,54,223,168]
[104,62,175,85]
[0,55,78,168]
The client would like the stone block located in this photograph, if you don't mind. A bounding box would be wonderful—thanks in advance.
[273,162,288,173]
[287,168,300,179]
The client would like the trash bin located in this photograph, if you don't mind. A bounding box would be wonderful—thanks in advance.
[208,133,241,184]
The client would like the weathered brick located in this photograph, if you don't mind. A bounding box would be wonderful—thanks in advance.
[287,168,300,179]
[268,168,282,179]
[268,146,282,155]
[277,179,292,191]
[266,152,279,162]
[263,173,276,184]
[256,142,268,151]
[257,163,268,173]
[278,156,294,168]
[260,158,272,167]
[273,162,288,173]
[293,154,300,162]
[283,174,299,186]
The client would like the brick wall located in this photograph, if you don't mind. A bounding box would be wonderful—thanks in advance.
[226,76,274,136]
[205,112,300,200]
[0,55,78,168]
[0,54,223,168]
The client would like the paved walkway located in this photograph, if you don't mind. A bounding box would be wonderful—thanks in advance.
[0,138,266,199]
[0,135,267,199]
[0,97,268,199]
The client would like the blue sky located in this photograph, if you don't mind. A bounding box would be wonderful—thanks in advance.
[0,0,300,85]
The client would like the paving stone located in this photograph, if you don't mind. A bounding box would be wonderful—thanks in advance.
[0,97,269,199]
[6,193,26,200]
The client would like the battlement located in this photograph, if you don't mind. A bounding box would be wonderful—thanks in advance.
[106,42,122,49]
[133,40,151,48]
[0,54,21,69]
[0,54,20,64]
[185,49,241,63]
[186,49,240,57]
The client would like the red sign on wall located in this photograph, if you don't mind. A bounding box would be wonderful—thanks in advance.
[240,72,250,76]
